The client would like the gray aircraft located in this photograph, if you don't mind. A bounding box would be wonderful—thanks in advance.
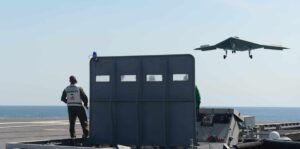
[194,37,288,59]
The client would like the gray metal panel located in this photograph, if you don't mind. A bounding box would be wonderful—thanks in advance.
[140,102,165,145]
[168,102,195,146]
[90,58,115,101]
[90,102,114,144]
[90,54,195,147]
[169,56,195,100]
[116,58,140,101]
[142,57,167,100]
[115,103,138,145]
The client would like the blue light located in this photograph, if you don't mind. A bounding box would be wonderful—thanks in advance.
[92,51,97,58]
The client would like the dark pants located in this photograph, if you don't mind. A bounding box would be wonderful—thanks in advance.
[67,106,89,138]
[196,108,200,122]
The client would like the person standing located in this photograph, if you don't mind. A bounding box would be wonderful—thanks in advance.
[195,86,201,121]
[61,75,89,138]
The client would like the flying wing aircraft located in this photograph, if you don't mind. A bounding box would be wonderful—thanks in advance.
[194,37,288,59]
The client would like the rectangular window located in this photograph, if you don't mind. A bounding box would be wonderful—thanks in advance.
[121,75,136,82]
[96,75,110,82]
[146,74,163,82]
[173,74,189,81]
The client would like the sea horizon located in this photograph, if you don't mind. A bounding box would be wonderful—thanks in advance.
[1,106,300,123]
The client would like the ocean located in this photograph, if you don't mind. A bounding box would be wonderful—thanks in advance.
[0,106,68,119]
[1,106,300,123]
[235,107,300,123]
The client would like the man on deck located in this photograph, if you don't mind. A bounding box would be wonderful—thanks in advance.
[61,75,89,138]
[195,86,201,120]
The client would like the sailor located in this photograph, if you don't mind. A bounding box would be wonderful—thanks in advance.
[61,75,89,138]
[195,86,201,121]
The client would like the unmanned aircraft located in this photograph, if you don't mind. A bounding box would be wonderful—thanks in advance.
[194,37,288,59]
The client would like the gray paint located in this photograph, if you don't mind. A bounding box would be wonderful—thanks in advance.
[89,55,195,147]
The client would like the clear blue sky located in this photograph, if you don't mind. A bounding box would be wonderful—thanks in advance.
[0,0,299,106]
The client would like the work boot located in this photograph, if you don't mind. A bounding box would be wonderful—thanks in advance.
[82,134,89,139]
[68,136,76,146]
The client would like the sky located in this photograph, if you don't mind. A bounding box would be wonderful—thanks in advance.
[0,0,299,106]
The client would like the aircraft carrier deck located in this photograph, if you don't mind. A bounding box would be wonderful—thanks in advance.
[3,115,300,149]
[0,118,83,149]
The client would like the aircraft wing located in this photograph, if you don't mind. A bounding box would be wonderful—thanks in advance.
[215,37,262,50]
[194,45,217,51]
[261,45,289,50]
[195,37,263,51]
[194,37,289,52]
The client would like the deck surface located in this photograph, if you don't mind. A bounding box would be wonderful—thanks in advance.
[0,118,83,149]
